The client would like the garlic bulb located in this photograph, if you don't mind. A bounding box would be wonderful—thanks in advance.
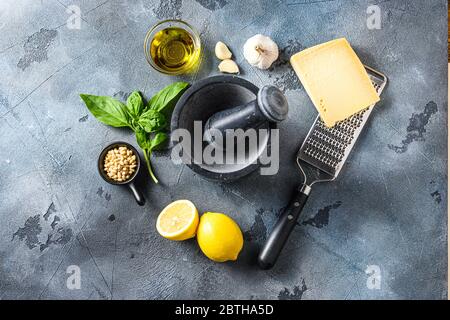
[243,34,279,70]
[218,59,239,73]
[215,41,232,60]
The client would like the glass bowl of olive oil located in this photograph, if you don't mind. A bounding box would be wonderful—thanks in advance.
[144,20,201,75]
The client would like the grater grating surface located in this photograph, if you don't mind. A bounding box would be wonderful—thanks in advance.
[297,66,387,179]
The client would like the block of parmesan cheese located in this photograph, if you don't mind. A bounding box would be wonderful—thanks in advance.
[290,38,380,127]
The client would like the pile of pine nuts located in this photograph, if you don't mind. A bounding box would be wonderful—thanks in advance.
[103,146,137,182]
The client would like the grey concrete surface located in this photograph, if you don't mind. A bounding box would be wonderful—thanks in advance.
[0,0,447,299]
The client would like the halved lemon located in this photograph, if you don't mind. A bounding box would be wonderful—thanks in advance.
[156,200,199,241]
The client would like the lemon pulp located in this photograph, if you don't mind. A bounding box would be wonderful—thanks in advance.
[156,200,199,241]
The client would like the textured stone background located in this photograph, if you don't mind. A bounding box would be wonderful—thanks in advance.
[0,0,447,299]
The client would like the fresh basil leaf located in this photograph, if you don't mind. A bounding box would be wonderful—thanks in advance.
[135,130,167,152]
[135,129,150,150]
[148,132,168,152]
[138,109,167,133]
[126,91,144,118]
[148,82,189,113]
[80,94,131,128]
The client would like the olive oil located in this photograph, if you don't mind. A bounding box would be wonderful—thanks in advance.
[150,27,199,74]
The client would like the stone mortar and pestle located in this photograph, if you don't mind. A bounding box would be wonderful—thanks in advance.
[171,75,289,181]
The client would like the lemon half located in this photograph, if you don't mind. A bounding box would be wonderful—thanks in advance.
[156,200,199,241]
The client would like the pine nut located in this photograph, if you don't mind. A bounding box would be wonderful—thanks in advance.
[103,146,138,182]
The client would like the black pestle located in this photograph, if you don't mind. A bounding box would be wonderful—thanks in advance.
[203,85,289,148]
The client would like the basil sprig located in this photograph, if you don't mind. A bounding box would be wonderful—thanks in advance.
[80,82,189,184]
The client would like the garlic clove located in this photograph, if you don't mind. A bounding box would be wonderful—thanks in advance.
[215,41,232,60]
[218,59,239,74]
[243,34,279,70]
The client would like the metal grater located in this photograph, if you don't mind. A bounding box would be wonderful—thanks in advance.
[258,65,388,270]
[297,66,388,182]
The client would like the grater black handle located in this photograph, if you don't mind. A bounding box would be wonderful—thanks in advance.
[257,184,310,270]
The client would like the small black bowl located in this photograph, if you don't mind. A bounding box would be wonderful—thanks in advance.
[98,141,145,206]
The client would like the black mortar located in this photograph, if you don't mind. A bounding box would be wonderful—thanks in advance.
[171,75,285,182]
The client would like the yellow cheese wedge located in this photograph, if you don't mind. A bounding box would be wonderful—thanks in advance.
[290,38,380,127]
